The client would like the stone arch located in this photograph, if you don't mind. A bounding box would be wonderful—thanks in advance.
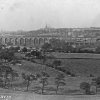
[9,38,12,42]
[25,38,28,46]
[29,38,33,46]
[24,38,27,46]
[5,38,8,44]
[48,38,52,43]
[8,38,13,45]
[15,38,19,45]
[34,38,39,45]
[20,38,25,46]
[44,38,48,43]
[25,38,31,46]
[0,38,2,44]
[39,38,44,45]
[30,38,35,47]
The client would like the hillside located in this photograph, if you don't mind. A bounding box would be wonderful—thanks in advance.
[14,53,100,77]
[11,60,61,77]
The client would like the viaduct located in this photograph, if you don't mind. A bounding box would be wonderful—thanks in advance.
[0,27,99,48]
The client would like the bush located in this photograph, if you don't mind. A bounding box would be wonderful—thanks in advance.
[21,47,27,53]
[92,77,100,88]
[89,74,94,77]
[70,73,76,77]
[52,60,62,68]
[80,82,91,95]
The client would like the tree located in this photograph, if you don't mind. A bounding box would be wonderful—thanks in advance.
[10,70,19,87]
[92,77,100,86]
[3,66,13,87]
[22,73,37,91]
[0,79,3,87]
[91,77,100,94]
[52,60,61,68]
[49,38,62,51]
[55,73,66,94]
[41,43,52,52]
[95,46,100,53]
[0,49,15,62]
[39,72,49,94]
[21,47,27,53]
[10,71,19,81]
[0,65,14,87]
[80,82,91,95]
[9,46,20,53]
[49,38,75,52]
[3,70,19,88]
[25,53,31,57]
[30,50,42,58]
[0,45,3,50]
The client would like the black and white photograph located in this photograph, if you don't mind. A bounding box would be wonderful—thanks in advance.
[0,0,100,100]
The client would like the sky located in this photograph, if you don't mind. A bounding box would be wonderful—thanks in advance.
[0,0,100,31]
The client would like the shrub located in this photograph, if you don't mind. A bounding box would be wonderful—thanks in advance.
[52,60,62,68]
[80,82,91,95]
[92,77,100,86]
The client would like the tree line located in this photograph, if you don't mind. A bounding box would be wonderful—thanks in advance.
[41,38,100,54]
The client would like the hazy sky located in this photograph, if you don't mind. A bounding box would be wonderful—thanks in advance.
[0,0,100,31]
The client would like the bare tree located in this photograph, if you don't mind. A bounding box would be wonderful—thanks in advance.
[55,73,66,94]
[22,73,37,91]
[39,72,49,94]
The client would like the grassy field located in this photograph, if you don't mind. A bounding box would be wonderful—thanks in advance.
[9,57,94,94]
[6,52,100,95]
[59,59,100,76]
[51,52,100,59]
[1,52,100,99]
[11,60,61,76]
[46,52,100,76]
[1,91,100,100]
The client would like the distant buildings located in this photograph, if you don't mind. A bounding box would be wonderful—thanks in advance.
[0,27,100,48]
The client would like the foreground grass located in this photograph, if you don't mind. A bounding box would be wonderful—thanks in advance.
[1,91,100,100]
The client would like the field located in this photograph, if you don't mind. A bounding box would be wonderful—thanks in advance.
[50,52,100,59]
[47,53,100,76]
[10,60,94,94]
[1,93,100,100]
[7,53,100,95]
[1,52,100,99]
